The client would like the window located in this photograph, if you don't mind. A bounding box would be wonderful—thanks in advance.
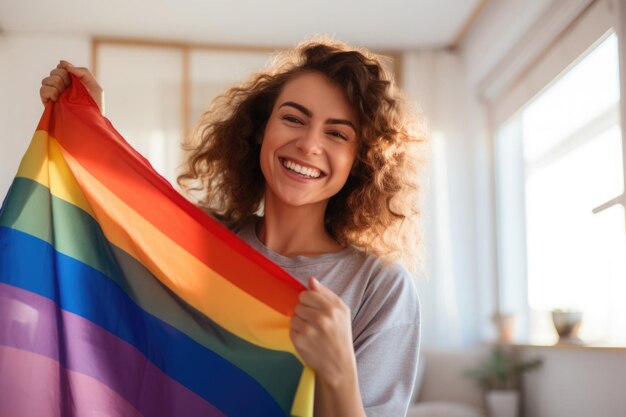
[492,0,626,344]
[95,42,273,186]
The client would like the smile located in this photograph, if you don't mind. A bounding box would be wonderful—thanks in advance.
[279,158,325,179]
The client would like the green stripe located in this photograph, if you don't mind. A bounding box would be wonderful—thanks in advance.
[2,177,120,280]
[0,177,302,414]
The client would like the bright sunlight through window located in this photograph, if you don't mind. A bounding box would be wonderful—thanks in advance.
[496,32,626,344]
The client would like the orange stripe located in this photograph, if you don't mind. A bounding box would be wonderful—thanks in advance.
[40,81,304,316]
[52,137,299,354]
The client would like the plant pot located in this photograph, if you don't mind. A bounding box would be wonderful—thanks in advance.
[492,313,517,344]
[551,309,583,342]
[485,390,519,417]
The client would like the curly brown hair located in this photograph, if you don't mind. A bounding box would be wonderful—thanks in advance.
[178,39,427,269]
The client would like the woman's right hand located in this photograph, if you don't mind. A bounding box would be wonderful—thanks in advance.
[40,60,105,115]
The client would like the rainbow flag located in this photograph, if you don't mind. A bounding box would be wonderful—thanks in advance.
[0,75,314,417]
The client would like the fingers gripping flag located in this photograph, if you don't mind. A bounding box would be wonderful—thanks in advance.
[0,75,314,417]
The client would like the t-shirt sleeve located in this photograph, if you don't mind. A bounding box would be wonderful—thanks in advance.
[352,265,421,417]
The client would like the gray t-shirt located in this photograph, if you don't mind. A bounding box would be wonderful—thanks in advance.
[236,219,420,417]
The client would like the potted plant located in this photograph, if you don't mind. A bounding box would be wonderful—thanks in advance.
[465,346,542,417]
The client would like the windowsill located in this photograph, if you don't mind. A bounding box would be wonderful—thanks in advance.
[508,341,626,352]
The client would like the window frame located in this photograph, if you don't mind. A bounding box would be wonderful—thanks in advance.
[480,0,626,343]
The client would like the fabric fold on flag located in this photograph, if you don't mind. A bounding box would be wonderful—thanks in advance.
[0,74,314,417]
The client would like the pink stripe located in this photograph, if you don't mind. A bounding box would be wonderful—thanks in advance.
[0,346,145,417]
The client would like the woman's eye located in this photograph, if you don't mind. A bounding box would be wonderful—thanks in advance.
[283,115,303,124]
[328,131,348,141]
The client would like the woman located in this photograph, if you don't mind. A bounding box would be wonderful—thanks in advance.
[40,39,425,417]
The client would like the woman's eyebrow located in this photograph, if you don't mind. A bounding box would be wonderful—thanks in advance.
[280,101,312,117]
[279,101,356,131]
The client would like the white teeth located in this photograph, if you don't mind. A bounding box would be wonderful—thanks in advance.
[283,159,321,178]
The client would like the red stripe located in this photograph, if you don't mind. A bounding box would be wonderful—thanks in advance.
[39,75,305,316]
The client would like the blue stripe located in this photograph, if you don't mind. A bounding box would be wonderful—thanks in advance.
[0,226,287,417]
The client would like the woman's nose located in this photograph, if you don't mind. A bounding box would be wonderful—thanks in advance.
[295,127,323,155]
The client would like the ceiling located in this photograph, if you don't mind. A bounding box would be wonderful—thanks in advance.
[0,0,485,50]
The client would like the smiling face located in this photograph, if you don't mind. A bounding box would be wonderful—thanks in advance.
[259,71,359,212]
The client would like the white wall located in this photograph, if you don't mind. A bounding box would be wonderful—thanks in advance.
[520,347,626,417]
[403,50,486,349]
[0,33,91,198]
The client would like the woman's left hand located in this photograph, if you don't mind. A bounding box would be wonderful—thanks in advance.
[290,277,356,387]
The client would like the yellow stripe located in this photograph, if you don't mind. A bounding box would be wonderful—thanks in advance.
[17,130,296,354]
[291,367,315,417]
[17,131,95,218]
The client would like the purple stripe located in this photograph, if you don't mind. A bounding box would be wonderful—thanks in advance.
[0,283,227,417]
